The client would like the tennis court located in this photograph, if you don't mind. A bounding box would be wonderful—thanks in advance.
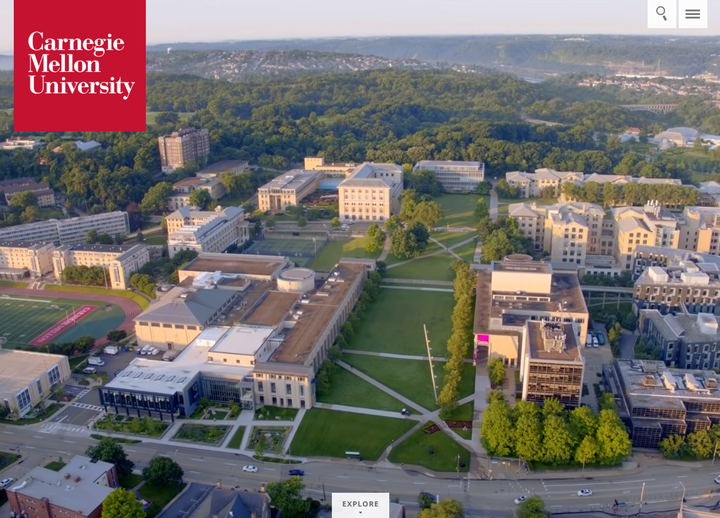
[246,239,326,267]
[0,294,125,349]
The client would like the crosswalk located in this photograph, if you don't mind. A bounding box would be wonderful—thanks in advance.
[40,422,89,435]
[72,402,104,412]
[75,389,91,399]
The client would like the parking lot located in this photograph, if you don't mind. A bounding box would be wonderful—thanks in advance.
[94,349,139,380]
[581,325,615,411]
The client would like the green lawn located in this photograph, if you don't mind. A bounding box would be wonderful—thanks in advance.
[435,194,484,228]
[311,238,381,271]
[383,240,443,266]
[318,367,409,412]
[38,208,64,220]
[430,231,477,248]
[255,407,299,421]
[444,401,474,439]
[146,111,194,125]
[203,410,228,420]
[45,285,150,310]
[1,404,61,425]
[345,289,453,356]
[0,280,27,288]
[44,460,67,471]
[226,426,246,449]
[289,408,415,460]
[119,473,144,489]
[173,424,229,444]
[0,452,18,470]
[343,355,475,410]
[140,482,187,518]
[453,241,478,263]
[143,235,167,246]
[388,425,471,472]
[385,253,457,281]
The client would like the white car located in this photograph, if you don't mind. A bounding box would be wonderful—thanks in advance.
[514,495,527,505]
[715,476,720,484]
[578,489,593,497]
[242,465,258,473]
[0,477,14,488]
[592,336,599,347]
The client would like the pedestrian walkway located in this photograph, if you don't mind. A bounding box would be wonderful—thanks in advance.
[377,235,392,262]
[343,350,449,362]
[382,278,453,287]
[489,190,498,221]
[40,422,89,435]
[72,402,104,412]
[75,389,91,399]
[472,365,490,454]
[314,403,422,421]
[385,236,477,271]
[335,360,430,414]
[382,286,454,293]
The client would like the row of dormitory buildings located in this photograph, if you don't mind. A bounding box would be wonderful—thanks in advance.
[509,200,720,273]
[0,177,56,206]
[0,205,251,283]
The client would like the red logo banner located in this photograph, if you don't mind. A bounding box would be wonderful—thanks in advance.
[14,0,146,131]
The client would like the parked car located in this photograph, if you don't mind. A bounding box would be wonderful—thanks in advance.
[104,345,119,355]
[400,408,411,416]
[586,333,593,347]
[514,496,528,505]
[288,469,305,477]
[82,367,97,374]
[88,357,105,366]
[242,465,258,473]
[0,478,13,489]
[592,336,599,347]
[597,333,606,346]
[577,489,593,497]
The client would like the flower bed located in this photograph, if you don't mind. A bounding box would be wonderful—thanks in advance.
[444,420,472,429]
[422,423,440,435]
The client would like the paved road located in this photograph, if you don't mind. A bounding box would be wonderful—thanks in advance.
[489,191,498,221]
[0,428,719,517]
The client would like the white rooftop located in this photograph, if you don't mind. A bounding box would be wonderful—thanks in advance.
[209,325,274,356]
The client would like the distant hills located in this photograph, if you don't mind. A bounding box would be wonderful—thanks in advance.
[147,35,720,78]
[145,49,489,81]
[0,55,12,71]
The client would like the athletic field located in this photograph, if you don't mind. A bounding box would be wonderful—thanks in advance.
[246,239,326,267]
[0,294,125,349]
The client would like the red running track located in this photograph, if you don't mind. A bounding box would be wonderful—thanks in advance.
[0,287,143,346]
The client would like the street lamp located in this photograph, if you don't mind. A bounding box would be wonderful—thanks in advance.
[582,454,587,473]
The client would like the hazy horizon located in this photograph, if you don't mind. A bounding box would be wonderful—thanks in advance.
[1,0,718,54]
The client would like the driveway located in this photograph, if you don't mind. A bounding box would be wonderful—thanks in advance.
[619,330,637,359]
[156,482,213,518]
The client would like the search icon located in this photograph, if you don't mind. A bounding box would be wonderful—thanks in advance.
[656,6,667,20]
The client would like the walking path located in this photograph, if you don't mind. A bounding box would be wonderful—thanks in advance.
[342,349,474,364]
[382,286,454,293]
[385,236,477,270]
[314,403,422,421]
[382,278,453,287]
[335,360,431,414]
[489,190,498,221]
[377,235,392,261]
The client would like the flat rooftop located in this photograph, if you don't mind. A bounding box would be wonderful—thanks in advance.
[0,350,66,396]
[474,269,587,335]
[259,170,322,192]
[269,262,366,365]
[616,359,720,407]
[527,321,582,362]
[242,291,300,327]
[492,260,552,274]
[10,457,115,516]
[182,253,289,278]
[209,325,274,356]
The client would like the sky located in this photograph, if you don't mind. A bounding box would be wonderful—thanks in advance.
[1,0,718,53]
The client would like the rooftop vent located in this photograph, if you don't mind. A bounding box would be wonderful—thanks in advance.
[641,375,657,387]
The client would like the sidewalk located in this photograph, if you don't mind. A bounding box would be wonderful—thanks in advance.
[314,403,421,421]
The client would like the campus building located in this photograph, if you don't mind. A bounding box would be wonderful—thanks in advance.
[303,157,357,176]
[0,211,130,245]
[1,179,55,207]
[167,206,249,258]
[473,255,589,369]
[509,202,608,266]
[639,310,720,369]
[195,160,249,179]
[163,483,270,518]
[519,321,584,408]
[167,176,226,211]
[338,162,404,222]
[107,257,372,416]
[603,359,720,448]
[0,137,42,151]
[505,169,681,199]
[0,241,55,279]
[158,127,210,173]
[412,160,485,193]
[6,455,118,518]
[51,243,150,290]
[257,170,324,213]
[631,245,720,279]
[613,202,681,270]
[634,262,720,316]
[0,350,70,417]
[678,206,720,255]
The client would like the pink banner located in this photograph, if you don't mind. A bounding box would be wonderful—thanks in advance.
[29,305,97,345]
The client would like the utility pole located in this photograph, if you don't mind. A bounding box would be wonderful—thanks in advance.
[424,325,438,403]
[639,482,645,511]
[713,440,719,465]
[322,483,326,502]
[582,454,587,474]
